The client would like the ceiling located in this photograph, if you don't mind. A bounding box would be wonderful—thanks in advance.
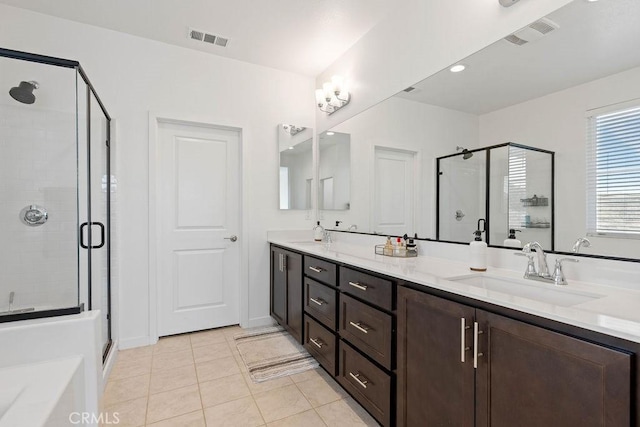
[396,0,640,115]
[0,0,402,77]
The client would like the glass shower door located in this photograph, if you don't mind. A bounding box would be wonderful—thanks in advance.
[89,89,111,358]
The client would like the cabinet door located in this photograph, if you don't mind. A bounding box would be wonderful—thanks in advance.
[475,309,631,427]
[270,248,287,325]
[397,287,475,426]
[286,251,303,343]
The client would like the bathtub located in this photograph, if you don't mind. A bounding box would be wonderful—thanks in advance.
[0,356,84,427]
[0,311,101,425]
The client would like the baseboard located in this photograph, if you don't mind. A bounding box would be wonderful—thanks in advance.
[245,316,276,329]
[119,336,153,350]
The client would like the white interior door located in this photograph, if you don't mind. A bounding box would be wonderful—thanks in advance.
[157,121,240,336]
[373,147,416,235]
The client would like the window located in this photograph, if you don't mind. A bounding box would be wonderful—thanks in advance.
[587,102,640,237]
[508,146,527,230]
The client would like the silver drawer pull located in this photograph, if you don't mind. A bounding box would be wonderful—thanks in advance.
[348,281,368,291]
[309,337,324,349]
[310,297,325,306]
[349,372,369,389]
[349,321,370,334]
[460,318,470,363]
[473,321,484,369]
[308,266,324,273]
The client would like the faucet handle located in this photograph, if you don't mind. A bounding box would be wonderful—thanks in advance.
[552,258,578,286]
[514,252,537,278]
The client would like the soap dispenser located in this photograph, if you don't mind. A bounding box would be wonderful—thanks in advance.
[470,219,487,272]
[503,229,522,248]
[313,221,324,241]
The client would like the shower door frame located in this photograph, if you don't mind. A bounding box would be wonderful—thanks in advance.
[0,48,113,361]
[436,141,555,250]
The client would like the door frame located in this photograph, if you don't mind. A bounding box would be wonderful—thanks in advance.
[148,112,249,344]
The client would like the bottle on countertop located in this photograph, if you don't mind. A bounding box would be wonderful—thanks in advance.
[313,221,324,241]
[470,219,487,272]
[384,236,393,256]
[395,237,406,256]
[503,228,522,248]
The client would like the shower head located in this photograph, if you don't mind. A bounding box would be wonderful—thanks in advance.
[9,81,39,104]
[456,146,474,160]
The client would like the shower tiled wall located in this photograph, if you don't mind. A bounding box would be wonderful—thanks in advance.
[0,104,78,311]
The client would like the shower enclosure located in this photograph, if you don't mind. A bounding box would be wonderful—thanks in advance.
[437,142,554,250]
[0,48,112,359]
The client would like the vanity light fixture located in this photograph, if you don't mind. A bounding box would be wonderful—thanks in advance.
[282,124,306,135]
[450,64,466,73]
[315,75,350,115]
[326,132,335,136]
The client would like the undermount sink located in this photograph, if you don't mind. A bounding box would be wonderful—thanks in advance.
[446,274,604,307]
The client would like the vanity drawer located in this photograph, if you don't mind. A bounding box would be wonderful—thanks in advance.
[304,256,337,287]
[339,293,393,370]
[304,278,337,330]
[304,315,337,376]
[340,267,393,311]
[338,339,392,427]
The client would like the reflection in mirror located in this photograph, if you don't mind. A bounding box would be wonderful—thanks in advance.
[438,150,487,243]
[278,124,313,210]
[318,131,350,210]
[321,0,640,259]
[437,143,554,249]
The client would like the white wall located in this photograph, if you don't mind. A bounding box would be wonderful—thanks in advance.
[479,65,640,258]
[0,80,78,311]
[0,4,315,347]
[315,0,573,132]
[329,96,478,238]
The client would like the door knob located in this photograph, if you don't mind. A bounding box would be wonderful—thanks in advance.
[224,235,238,242]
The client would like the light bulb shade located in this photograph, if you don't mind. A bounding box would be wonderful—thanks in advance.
[315,89,325,104]
[322,82,334,99]
[331,75,344,93]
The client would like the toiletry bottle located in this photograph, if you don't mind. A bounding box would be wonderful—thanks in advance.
[313,221,324,242]
[470,219,487,271]
[384,236,393,256]
[503,229,522,248]
[396,237,405,256]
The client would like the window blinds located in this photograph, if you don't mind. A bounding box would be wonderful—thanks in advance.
[508,146,527,230]
[586,104,640,237]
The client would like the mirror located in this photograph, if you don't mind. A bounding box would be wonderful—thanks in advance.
[321,0,640,259]
[437,143,554,250]
[278,124,313,210]
[318,130,351,210]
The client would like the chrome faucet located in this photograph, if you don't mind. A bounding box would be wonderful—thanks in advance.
[522,242,551,278]
[572,237,591,254]
[516,242,579,286]
[348,224,358,232]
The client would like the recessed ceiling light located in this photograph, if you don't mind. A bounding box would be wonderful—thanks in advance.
[326,132,335,136]
[586,0,598,2]
[450,64,466,73]
[288,146,294,150]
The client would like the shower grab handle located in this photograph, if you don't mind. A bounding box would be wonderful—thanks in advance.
[80,222,105,249]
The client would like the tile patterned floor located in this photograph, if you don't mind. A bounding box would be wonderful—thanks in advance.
[102,326,379,426]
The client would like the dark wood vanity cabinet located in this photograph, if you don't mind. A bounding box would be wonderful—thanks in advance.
[270,246,303,343]
[397,286,632,427]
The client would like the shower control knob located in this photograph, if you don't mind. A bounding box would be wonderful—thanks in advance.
[20,205,48,226]
[224,235,238,242]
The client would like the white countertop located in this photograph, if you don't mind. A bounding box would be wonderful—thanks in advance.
[269,236,640,344]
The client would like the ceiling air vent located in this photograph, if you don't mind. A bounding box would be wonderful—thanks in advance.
[188,28,230,48]
[189,29,204,41]
[504,18,559,46]
[404,86,416,93]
